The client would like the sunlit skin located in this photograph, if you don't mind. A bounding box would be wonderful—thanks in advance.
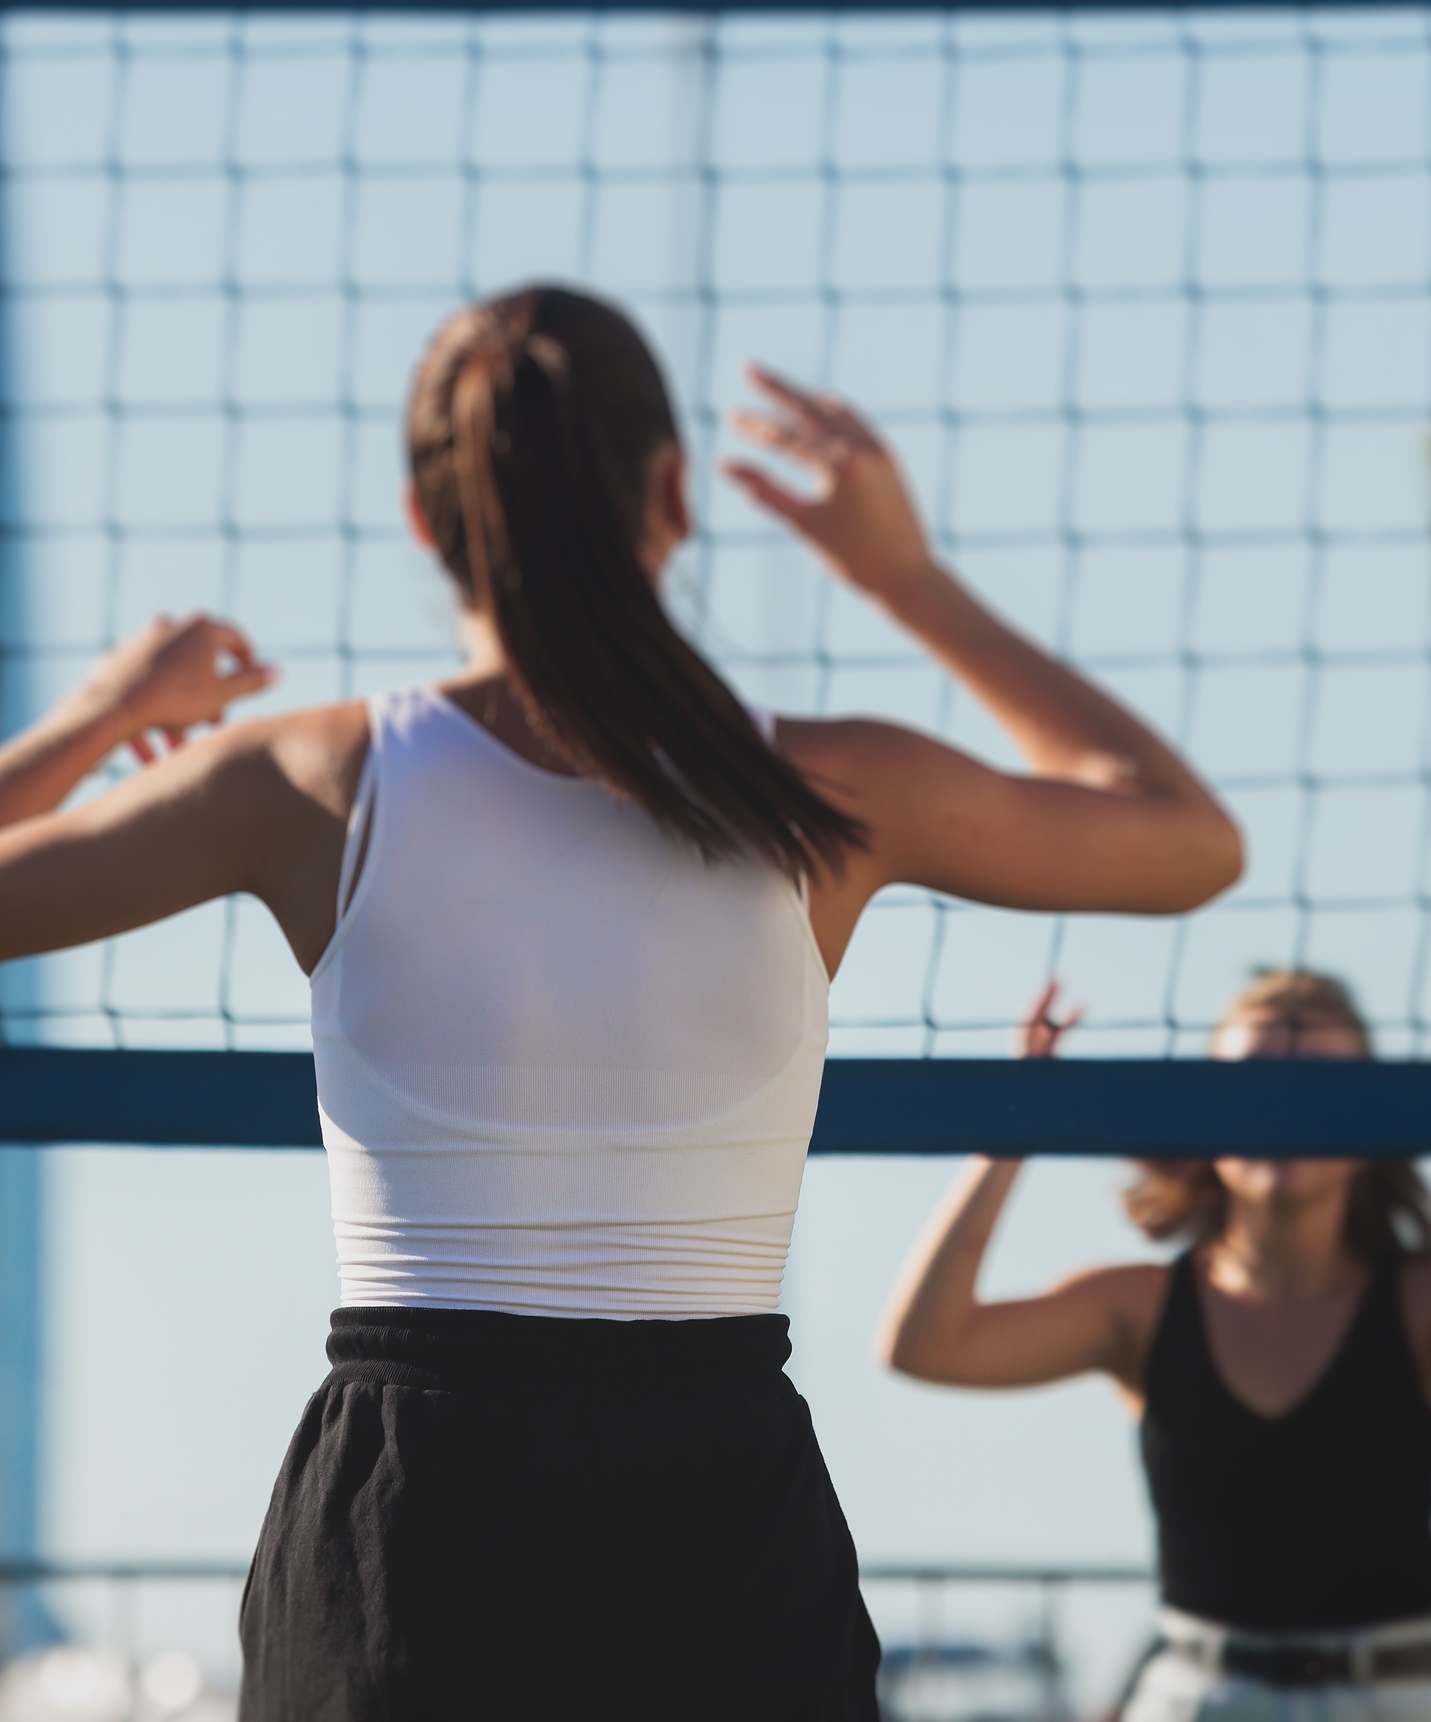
[0,368,1238,1007]
[879,992,1431,1415]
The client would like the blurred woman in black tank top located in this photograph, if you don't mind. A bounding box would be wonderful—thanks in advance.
[879,970,1431,1721]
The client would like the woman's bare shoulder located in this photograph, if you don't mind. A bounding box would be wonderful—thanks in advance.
[234,698,371,821]
[1054,1261,1175,1365]
[193,700,372,971]
[75,698,371,833]
[772,713,949,785]
[1083,1261,1176,1390]
[1053,1260,1172,1316]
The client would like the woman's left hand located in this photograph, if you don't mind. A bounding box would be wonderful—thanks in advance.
[723,367,935,601]
[78,613,278,764]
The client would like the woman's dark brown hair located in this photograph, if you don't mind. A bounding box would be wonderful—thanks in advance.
[1122,969,1431,1261]
[406,284,865,875]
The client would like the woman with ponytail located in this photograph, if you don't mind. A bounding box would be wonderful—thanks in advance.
[0,285,1239,1719]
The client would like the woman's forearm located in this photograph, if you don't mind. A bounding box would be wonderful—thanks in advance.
[0,688,126,827]
[877,1156,1022,1376]
[0,615,276,831]
[726,377,1222,815]
[873,562,1204,802]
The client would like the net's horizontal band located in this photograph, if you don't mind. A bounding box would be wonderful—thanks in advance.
[0,1048,1429,1157]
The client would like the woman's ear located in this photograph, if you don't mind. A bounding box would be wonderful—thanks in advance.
[660,443,691,545]
[404,482,437,550]
[639,442,691,580]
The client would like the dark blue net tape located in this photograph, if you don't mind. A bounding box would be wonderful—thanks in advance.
[0,1049,1425,1157]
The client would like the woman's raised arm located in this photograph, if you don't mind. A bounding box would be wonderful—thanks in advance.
[0,615,366,972]
[0,614,275,826]
[725,371,1243,971]
[876,989,1160,1392]
[877,1156,1159,1393]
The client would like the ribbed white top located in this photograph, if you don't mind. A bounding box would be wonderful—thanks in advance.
[309,685,830,1319]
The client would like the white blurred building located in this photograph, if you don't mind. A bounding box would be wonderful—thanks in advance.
[0,1645,233,1722]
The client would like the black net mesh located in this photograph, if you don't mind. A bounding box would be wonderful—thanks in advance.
[0,6,1425,1057]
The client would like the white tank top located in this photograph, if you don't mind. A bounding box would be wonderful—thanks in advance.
[309,685,830,1319]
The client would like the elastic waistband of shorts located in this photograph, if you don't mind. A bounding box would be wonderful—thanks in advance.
[325,1305,792,1389]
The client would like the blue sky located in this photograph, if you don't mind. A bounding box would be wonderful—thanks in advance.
[0,6,1426,1704]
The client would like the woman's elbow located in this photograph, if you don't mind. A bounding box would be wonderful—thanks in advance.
[1182,811,1245,910]
[875,1319,916,1376]
[1148,807,1244,915]
[877,1322,954,1384]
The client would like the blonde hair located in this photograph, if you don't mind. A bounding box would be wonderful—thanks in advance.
[1122,969,1429,1259]
[1213,967,1372,1054]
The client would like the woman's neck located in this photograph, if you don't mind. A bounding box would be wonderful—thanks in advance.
[442,612,581,778]
[1209,1194,1360,1301]
[456,608,504,676]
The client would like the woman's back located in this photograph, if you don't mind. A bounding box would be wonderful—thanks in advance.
[312,685,829,1319]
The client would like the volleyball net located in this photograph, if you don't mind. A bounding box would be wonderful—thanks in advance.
[0,3,1429,1149]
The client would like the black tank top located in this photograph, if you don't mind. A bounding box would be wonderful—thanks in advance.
[1140,1251,1431,1630]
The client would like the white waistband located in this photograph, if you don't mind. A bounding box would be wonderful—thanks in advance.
[1160,1605,1431,1656]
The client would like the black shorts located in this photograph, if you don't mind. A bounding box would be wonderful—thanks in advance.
[239,1307,881,1721]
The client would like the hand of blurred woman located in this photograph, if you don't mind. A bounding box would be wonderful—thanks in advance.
[1017,980,1084,1059]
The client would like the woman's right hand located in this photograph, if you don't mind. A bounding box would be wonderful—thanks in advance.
[1017,980,1084,1059]
[723,367,936,600]
[76,613,277,763]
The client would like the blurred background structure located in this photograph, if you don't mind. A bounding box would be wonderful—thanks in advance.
[0,4,1427,1714]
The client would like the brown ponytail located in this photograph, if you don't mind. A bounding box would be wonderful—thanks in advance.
[407,285,865,875]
